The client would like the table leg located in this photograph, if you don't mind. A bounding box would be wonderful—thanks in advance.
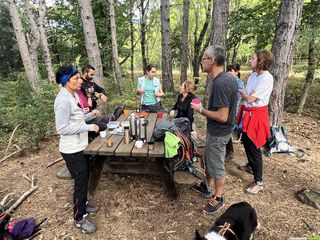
[160,158,180,199]
[88,155,105,197]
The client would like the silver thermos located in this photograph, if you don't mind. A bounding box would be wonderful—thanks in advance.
[130,113,137,140]
[139,117,147,142]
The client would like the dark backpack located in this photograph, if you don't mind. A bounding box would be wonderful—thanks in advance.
[153,120,176,140]
[110,105,124,121]
[10,218,45,240]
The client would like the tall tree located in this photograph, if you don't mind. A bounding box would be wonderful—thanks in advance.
[38,0,55,82]
[179,0,190,84]
[297,0,320,115]
[109,0,124,94]
[269,0,304,126]
[77,0,104,87]
[139,0,149,75]
[192,0,212,79]
[160,0,174,92]
[6,0,40,91]
[204,0,230,106]
[24,0,40,79]
[130,0,135,85]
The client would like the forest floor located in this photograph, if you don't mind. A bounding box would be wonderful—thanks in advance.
[0,112,319,240]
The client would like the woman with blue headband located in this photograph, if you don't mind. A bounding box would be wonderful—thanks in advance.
[54,65,100,234]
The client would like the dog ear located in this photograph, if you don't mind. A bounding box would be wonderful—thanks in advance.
[195,230,205,240]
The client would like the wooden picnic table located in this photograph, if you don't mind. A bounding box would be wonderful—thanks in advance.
[83,111,178,198]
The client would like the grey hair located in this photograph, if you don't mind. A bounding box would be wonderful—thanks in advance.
[206,46,225,66]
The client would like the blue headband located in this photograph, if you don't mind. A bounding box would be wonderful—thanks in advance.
[59,68,78,86]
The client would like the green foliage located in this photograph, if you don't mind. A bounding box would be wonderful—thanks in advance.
[0,1,23,79]
[0,76,57,150]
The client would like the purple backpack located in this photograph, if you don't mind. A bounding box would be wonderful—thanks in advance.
[11,218,40,240]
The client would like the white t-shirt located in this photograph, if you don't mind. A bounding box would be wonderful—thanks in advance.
[244,71,274,107]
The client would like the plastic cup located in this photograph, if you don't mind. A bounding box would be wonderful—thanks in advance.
[99,131,107,138]
[135,140,143,148]
[157,112,163,119]
[191,98,202,104]
[148,142,154,151]
[124,109,130,118]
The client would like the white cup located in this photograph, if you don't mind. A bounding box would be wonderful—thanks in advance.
[135,140,143,148]
[99,131,107,138]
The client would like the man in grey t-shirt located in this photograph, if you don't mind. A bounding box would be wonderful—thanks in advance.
[191,46,238,215]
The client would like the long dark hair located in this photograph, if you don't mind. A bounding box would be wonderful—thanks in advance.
[226,63,241,78]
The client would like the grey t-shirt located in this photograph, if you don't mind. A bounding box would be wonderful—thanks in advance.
[207,72,238,136]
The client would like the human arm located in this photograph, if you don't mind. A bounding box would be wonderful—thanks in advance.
[55,99,97,134]
[191,102,229,123]
[239,89,257,103]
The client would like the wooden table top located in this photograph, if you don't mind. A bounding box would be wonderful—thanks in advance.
[83,112,166,158]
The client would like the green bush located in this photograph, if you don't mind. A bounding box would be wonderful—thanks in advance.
[0,76,57,151]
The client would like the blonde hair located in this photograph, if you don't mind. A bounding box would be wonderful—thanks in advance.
[183,80,197,93]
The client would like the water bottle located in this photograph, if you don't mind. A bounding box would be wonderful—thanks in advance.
[124,126,130,144]
[139,117,147,143]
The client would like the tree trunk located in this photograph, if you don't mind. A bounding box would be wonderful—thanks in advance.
[296,39,316,115]
[77,0,104,88]
[192,0,212,79]
[269,0,304,126]
[109,0,124,94]
[179,0,190,84]
[24,0,40,79]
[231,38,242,63]
[160,0,174,92]
[204,0,229,107]
[130,0,135,85]
[140,0,148,75]
[38,0,55,82]
[6,0,40,92]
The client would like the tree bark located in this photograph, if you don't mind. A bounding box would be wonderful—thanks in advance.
[179,0,190,84]
[130,0,135,85]
[269,0,304,126]
[38,0,55,82]
[24,0,40,80]
[192,0,212,79]
[77,0,104,88]
[204,0,230,107]
[109,0,124,94]
[140,0,148,75]
[160,0,174,92]
[296,39,316,115]
[6,0,40,92]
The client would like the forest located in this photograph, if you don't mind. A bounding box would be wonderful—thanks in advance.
[0,0,319,239]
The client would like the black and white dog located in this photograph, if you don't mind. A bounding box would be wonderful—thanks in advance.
[195,202,261,240]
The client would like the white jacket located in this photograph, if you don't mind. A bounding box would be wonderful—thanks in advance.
[54,87,94,154]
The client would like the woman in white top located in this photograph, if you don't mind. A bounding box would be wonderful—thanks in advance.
[238,50,274,195]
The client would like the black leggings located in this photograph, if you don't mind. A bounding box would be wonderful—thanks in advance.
[242,132,263,182]
[61,151,89,221]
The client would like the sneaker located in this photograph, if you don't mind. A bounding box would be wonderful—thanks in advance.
[203,196,225,215]
[191,181,212,198]
[56,165,72,180]
[74,214,97,234]
[246,181,263,195]
[238,163,253,175]
[86,202,100,214]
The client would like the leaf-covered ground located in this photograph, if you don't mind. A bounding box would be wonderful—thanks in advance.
[0,112,319,240]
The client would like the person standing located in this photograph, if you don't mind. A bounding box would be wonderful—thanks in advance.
[237,50,274,195]
[136,64,165,112]
[225,63,244,161]
[54,65,100,234]
[191,46,238,214]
